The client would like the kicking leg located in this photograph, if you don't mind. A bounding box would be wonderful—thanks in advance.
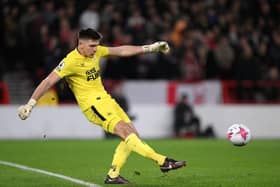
[114,121,186,171]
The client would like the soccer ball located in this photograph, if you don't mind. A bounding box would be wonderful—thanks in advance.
[227,124,251,146]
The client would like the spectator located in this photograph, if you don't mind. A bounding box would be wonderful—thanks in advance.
[79,2,99,30]
[235,38,259,101]
[41,0,57,25]
[263,66,280,101]
[173,94,201,138]
[3,4,21,67]
[269,30,280,71]
[182,48,203,81]
[214,36,234,79]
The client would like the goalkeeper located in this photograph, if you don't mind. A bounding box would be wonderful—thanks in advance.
[18,28,186,184]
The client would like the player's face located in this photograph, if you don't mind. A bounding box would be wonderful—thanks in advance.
[79,39,100,57]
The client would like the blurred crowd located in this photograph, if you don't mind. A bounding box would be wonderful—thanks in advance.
[1,0,280,82]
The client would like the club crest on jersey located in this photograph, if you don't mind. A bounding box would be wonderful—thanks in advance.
[86,67,100,81]
[56,61,65,72]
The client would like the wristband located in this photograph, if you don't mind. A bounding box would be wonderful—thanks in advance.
[27,98,37,107]
[142,45,151,53]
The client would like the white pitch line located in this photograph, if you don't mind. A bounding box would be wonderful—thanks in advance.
[0,160,102,187]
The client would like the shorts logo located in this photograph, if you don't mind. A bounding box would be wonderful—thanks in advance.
[56,61,65,72]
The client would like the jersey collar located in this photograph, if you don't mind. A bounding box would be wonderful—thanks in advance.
[74,48,86,58]
[74,48,97,60]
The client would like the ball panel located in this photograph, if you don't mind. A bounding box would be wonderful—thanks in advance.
[227,124,251,146]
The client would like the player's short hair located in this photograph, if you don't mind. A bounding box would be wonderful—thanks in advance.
[78,28,103,40]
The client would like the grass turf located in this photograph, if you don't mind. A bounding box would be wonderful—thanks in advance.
[0,139,279,187]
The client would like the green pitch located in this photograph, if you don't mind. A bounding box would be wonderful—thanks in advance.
[0,139,279,187]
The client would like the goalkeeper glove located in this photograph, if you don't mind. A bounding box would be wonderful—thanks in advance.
[142,41,170,54]
[18,98,37,120]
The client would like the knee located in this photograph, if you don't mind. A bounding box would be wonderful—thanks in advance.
[114,121,137,140]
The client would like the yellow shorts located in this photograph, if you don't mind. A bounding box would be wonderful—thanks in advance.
[83,95,131,133]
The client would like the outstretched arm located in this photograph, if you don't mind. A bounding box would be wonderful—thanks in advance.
[107,41,170,57]
[18,71,61,120]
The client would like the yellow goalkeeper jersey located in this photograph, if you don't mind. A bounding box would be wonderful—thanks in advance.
[54,46,109,111]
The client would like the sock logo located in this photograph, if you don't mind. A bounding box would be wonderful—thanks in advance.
[110,165,117,172]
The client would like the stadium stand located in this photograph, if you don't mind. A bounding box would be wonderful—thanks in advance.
[1,0,280,103]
